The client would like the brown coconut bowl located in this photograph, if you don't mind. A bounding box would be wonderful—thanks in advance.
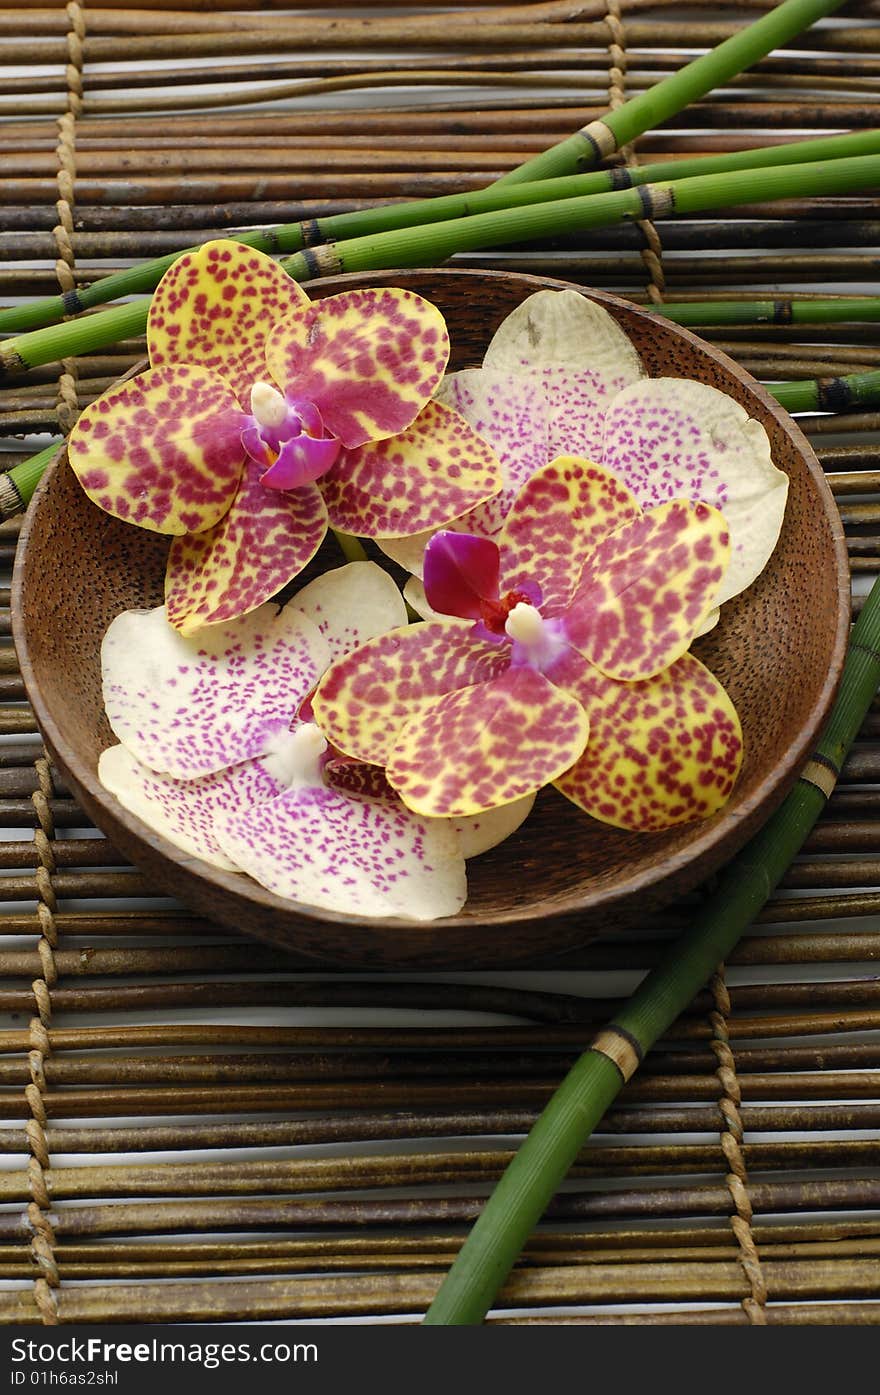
[13,269,849,969]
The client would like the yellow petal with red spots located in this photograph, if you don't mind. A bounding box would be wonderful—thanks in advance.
[68,364,245,535]
[312,621,510,767]
[498,457,641,612]
[565,499,730,681]
[554,652,742,831]
[164,461,327,635]
[148,239,309,404]
[265,286,449,448]
[387,667,589,817]
[318,398,502,538]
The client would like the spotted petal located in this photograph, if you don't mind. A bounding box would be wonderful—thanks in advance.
[484,288,643,385]
[291,560,408,664]
[436,367,550,534]
[554,652,742,831]
[216,783,466,921]
[313,621,511,767]
[147,239,309,403]
[68,364,245,535]
[317,398,502,538]
[265,286,448,449]
[165,461,328,635]
[601,377,788,608]
[387,667,589,817]
[564,500,730,681]
[498,457,641,612]
[98,743,291,870]
[102,602,329,778]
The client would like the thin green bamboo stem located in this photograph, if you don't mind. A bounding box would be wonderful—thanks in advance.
[496,0,849,185]
[424,580,876,1326]
[659,297,880,328]
[281,155,880,285]
[772,369,880,413]
[2,127,877,335]
[6,150,877,385]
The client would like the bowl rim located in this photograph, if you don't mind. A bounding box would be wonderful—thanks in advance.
[12,267,852,947]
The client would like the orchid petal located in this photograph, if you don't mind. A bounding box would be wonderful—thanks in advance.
[387,667,589,817]
[401,575,441,621]
[216,783,466,921]
[601,377,788,608]
[147,239,309,403]
[323,757,537,856]
[164,461,327,634]
[102,602,329,778]
[564,499,730,681]
[553,652,743,831]
[292,560,408,664]
[375,528,435,579]
[498,457,641,612]
[423,532,501,620]
[436,367,550,530]
[483,288,643,389]
[265,286,449,448]
[98,743,290,870]
[451,794,536,857]
[318,398,502,539]
[68,364,245,535]
[312,620,510,767]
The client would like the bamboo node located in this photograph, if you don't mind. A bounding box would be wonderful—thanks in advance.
[590,1025,642,1082]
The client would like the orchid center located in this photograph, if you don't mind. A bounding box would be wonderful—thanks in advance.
[262,721,329,791]
[503,600,565,671]
[242,380,342,491]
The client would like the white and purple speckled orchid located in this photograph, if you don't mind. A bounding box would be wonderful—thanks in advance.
[97,562,532,920]
[381,289,788,632]
[68,240,502,637]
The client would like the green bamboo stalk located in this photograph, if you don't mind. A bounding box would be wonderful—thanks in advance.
[280,155,880,284]
[659,297,880,328]
[496,0,849,185]
[5,151,879,383]
[772,368,880,414]
[424,579,876,1325]
[2,127,878,336]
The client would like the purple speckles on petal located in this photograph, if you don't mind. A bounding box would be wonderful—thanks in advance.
[216,784,466,919]
[101,602,330,778]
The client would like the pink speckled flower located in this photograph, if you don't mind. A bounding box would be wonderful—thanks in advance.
[97,561,531,920]
[69,239,501,636]
[314,458,743,831]
[382,289,788,632]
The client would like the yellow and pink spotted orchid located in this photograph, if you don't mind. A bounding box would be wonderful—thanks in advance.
[381,289,788,636]
[68,240,501,636]
[314,457,744,831]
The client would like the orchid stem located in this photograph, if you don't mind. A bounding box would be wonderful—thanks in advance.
[331,530,369,565]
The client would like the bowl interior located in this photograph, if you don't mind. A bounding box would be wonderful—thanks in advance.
[13,269,849,968]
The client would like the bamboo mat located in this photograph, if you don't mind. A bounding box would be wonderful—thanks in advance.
[2,0,880,1327]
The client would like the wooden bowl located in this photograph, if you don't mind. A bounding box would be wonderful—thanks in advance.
[13,269,849,968]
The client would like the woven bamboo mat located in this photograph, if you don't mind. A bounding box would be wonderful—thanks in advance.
[2,0,880,1327]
